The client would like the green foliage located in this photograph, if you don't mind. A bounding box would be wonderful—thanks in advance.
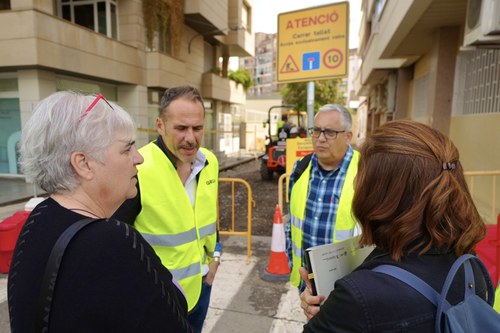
[142,0,183,56]
[229,68,254,92]
[211,67,222,75]
[281,79,345,112]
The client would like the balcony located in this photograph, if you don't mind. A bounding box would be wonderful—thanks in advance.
[360,0,466,85]
[0,9,145,85]
[184,0,254,58]
[184,0,228,35]
[146,53,186,88]
[224,0,254,57]
[201,72,245,104]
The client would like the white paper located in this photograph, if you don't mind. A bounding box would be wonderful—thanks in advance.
[305,235,374,299]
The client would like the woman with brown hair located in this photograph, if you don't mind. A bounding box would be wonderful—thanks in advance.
[299,120,488,332]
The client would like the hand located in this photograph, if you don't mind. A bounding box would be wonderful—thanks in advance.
[204,260,220,286]
[299,267,324,320]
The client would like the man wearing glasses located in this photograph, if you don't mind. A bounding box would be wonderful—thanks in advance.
[113,86,220,333]
[285,104,360,298]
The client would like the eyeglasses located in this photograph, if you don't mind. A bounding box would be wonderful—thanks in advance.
[308,127,345,140]
[79,93,114,121]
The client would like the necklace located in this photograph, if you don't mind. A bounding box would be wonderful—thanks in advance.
[68,208,102,219]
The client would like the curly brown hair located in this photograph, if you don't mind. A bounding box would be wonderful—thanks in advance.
[353,120,486,261]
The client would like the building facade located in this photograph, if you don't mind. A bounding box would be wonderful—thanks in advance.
[242,32,280,97]
[0,0,254,176]
[356,0,500,222]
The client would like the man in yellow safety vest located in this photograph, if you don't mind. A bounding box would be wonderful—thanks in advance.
[285,104,360,298]
[114,86,220,333]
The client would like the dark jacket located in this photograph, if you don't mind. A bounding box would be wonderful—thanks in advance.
[8,198,191,333]
[303,247,488,333]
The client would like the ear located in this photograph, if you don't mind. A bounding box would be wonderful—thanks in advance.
[70,151,94,180]
[345,131,353,145]
[156,117,164,135]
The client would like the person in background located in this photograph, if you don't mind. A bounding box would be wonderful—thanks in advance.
[299,120,488,332]
[8,91,191,332]
[289,126,300,138]
[278,114,294,138]
[113,85,221,333]
[298,127,308,138]
[285,104,359,295]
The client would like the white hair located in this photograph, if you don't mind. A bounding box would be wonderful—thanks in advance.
[316,104,352,131]
[20,91,136,194]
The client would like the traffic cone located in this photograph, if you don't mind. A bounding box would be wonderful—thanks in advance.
[261,205,291,281]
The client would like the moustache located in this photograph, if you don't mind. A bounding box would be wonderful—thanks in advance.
[179,143,198,149]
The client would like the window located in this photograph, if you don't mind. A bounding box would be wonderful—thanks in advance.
[58,0,118,39]
[453,49,500,115]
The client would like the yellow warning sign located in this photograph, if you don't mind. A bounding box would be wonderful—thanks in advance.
[277,2,349,83]
[286,137,313,174]
[280,55,300,73]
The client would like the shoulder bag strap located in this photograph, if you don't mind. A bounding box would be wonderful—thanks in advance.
[435,254,496,332]
[36,218,103,332]
[292,153,313,182]
[438,254,495,305]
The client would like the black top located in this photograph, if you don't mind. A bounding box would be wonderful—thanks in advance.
[303,247,488,333]
[8,197,191,333]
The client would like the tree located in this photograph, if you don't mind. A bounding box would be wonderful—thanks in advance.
[281,79,345,112]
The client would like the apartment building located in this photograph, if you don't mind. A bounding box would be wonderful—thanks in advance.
[356,0,500,222]
[243,32,280,97]
[0,0,254,176]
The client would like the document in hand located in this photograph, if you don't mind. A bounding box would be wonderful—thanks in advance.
[305,235,374,300]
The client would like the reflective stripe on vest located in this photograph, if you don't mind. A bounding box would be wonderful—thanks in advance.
[289,151,360,287]
[135,143,219,310]
[494,284,500,313]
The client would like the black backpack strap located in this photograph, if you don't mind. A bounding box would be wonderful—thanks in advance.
[292,153,313,181]
[36,218,103,332]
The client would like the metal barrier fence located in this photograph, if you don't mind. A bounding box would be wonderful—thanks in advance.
[277,173,291,217]
[278,170,500,225]
[217,177,255,264]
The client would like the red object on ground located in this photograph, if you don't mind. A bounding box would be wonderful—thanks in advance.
[265,205,291,275]
[0,210,30,273]
[475,214,500,286]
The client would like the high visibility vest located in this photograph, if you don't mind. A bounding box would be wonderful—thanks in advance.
[289,151,360,287]
[135,143,218,311]
[494,283,500,313]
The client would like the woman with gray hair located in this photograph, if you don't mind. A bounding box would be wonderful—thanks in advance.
[8,91,192,332]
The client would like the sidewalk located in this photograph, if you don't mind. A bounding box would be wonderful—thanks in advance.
[203,235,306,332]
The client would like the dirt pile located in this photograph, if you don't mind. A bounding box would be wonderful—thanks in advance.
[219,158,288,236]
